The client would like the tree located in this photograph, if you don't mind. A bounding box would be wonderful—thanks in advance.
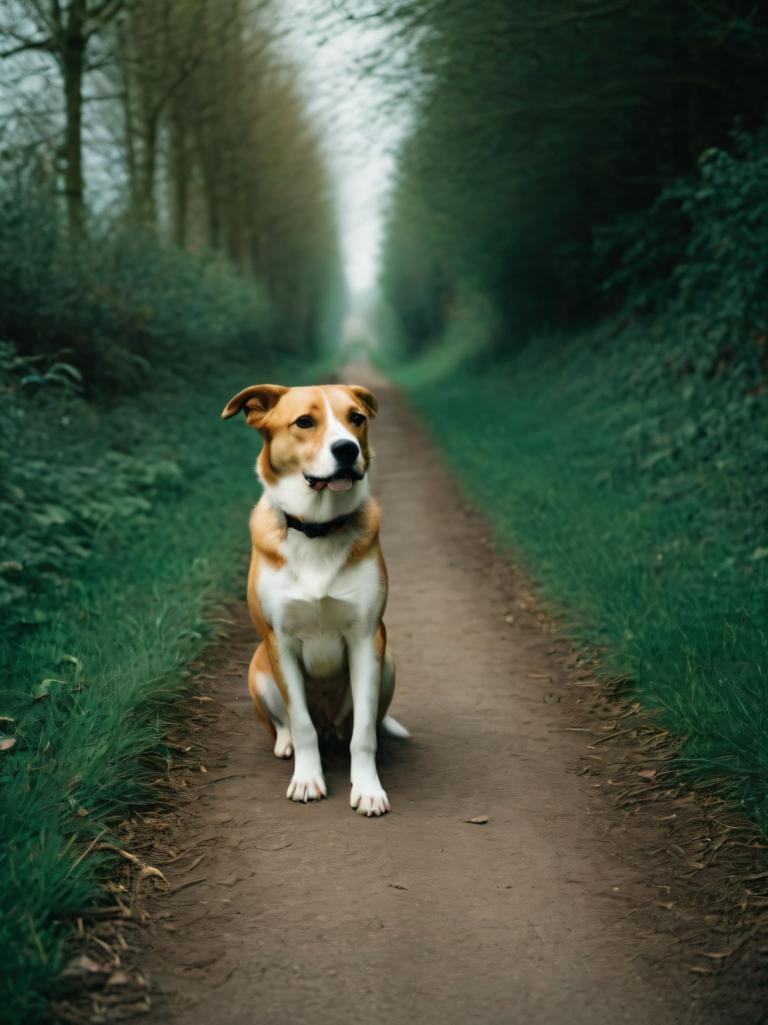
[375,0,768,351]
[0,0,344,357]
[0,0,131,241]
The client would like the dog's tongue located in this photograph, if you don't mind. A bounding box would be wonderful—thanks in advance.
[328,476,353,492]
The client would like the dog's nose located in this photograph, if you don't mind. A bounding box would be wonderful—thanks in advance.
[331,440,359,467]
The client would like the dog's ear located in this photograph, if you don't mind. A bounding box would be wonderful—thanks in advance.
[348,385,378,419]
[221,384,288,429]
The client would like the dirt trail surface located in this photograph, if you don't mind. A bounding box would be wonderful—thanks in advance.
[135,372,731,1025]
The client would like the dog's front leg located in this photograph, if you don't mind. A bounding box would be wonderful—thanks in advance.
[267,632,326,803]
[347,632,389,816]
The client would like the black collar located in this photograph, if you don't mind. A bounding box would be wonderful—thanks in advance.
[283,511,356,539]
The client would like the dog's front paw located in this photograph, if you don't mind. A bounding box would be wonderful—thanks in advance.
[287,769,326,803]
[350,781,390,817]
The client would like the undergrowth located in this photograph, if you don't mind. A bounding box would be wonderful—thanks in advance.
[0,186,270,395]
[0,351,266,1024]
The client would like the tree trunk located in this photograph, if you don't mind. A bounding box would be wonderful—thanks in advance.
[170,97,189,247]
[139,110,159,225]
[195,117,221,247]
[62,1,87,243]
[118,23,140,221]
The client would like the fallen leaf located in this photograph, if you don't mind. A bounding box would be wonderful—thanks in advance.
[62,955,105,977]
[60,653,83,674]
[637,769,657,781]
[33,678,67,701]
[106,970,132,987]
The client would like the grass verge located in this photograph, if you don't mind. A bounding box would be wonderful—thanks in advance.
[0,371,265,1025]
[390,323,768,831]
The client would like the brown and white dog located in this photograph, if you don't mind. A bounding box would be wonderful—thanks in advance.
[221,383,407,817]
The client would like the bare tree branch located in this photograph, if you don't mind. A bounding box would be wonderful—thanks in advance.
[85,0,129,39]
[0,36,55,58]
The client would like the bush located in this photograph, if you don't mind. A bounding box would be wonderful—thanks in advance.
[0,184,271,393]
[595,126,768,377]
[0,342,190,652]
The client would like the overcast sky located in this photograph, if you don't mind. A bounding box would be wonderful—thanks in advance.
[282,3,406,296]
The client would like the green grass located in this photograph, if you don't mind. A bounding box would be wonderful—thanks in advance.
[391,322,768,829]
[0,371,267,1024]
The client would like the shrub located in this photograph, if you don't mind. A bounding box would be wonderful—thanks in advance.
[0,184,271,394]
[595,125,768,377]
[0,343,186,650]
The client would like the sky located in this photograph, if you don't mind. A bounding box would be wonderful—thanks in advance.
[283,3,405,297]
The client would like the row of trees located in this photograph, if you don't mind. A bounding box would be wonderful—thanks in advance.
[371,0,768,353]
[0,0,342,356]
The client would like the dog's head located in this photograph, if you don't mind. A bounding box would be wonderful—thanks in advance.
[221,383,378,516]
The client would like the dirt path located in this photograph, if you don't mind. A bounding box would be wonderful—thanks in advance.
[136,374,730,1025]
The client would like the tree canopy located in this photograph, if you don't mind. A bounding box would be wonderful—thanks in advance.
[376,0,768,352]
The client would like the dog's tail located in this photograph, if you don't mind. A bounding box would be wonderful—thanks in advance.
[381,714,410,740]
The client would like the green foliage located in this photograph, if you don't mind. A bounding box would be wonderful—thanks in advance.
[0,184,271,393]
[0,362,262,1024]
[597,127,768,351]
[375,283,496,384]
[379,0,768,354]
[0,343,186,633]
[392,315,768,827]
[583,130,768,532]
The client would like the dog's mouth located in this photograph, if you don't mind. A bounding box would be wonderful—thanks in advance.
[303,469,363,493]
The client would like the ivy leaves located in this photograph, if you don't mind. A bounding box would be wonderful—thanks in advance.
[0,343,184,635]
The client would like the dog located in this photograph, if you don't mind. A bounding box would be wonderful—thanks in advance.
[221,382,408,816]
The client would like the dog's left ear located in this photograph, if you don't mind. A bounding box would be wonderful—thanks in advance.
[348,385,378,419]
[221,384,287,429]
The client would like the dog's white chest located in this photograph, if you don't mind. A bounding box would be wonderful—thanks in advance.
[257,533,382,675]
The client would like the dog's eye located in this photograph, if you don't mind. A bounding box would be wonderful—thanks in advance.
[349,411,366,427]
[295,415,315,429]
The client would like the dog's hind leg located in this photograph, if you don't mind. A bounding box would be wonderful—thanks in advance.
[248,643,293,758]
[378,649,410,739]
[378,648,395,720]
